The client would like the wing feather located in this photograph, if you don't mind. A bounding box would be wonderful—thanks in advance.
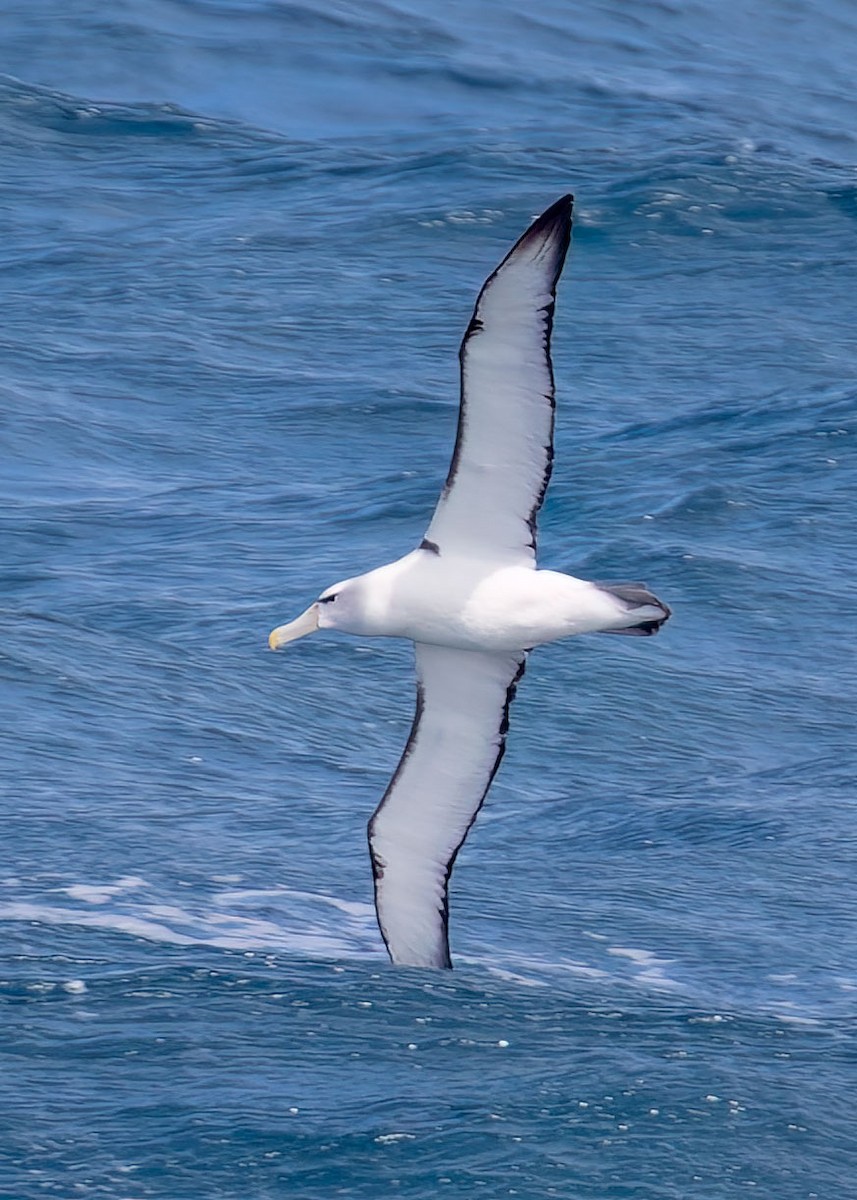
[368,643,526,968]
[425,195,573,565]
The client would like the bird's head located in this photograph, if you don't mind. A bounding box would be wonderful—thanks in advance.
[268,577,362,649]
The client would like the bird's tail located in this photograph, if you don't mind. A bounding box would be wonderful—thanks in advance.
[595,582,671,636]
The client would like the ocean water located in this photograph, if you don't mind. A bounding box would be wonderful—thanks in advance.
[2,1,857,1196]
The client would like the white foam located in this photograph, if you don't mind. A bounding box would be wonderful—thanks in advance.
[213,885,375,921]
[769,1007,822,1027]
[63,877,148,905]
[1,902,199,946]
[0,887,378,960]
[607,945,682,991]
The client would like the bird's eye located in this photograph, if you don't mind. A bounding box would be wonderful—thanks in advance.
[319,593,337,604]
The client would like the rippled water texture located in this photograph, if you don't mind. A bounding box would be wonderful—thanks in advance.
[2,2,857,1197]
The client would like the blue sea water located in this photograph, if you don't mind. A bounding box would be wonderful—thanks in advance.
[2,1,857,1196]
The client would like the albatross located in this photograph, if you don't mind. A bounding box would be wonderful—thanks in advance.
[269,195,670,969]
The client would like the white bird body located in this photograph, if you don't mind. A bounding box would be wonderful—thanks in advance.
[313,551,664,652]
[269,195,670,969]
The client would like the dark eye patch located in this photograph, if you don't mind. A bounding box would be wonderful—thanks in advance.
[319,593,337,604]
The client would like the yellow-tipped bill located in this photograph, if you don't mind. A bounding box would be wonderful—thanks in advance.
[268,603,320,650]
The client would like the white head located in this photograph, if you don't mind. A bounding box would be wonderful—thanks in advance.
[268,575,368,649]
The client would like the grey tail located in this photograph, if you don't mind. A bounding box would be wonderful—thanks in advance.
[596,581,672,637]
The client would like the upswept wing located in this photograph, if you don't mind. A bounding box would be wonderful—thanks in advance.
[368,643,526,968]
[424,195,573,565]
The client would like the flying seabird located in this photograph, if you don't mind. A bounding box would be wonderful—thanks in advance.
[269,195,670,969]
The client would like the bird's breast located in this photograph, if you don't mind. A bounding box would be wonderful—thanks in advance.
[354,556,607,652]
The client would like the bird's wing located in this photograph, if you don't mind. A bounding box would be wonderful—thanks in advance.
[368,642,526,969]
[423,195,573,566]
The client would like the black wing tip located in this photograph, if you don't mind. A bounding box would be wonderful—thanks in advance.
[509,193,573,277]
[542,192,574,219]
[526,193,574,238]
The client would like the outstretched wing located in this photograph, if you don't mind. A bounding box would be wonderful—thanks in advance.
[368,643,526,968]
[424,195,573,565]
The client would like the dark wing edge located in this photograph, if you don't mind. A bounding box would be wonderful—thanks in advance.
[437,194,574,553]
[367,649,527,969]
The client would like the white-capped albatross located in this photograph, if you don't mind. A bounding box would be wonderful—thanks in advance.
[269,195,670,969]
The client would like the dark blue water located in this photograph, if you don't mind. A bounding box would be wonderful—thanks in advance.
[3,2,857,1197]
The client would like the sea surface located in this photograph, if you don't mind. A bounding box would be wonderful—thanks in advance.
[2,2,857,1197]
